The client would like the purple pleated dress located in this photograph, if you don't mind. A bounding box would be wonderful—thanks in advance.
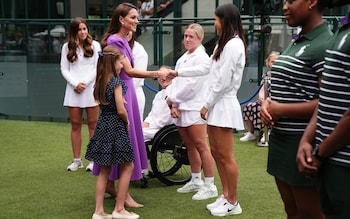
[92,35,148,181]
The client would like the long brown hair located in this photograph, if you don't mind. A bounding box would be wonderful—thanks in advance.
[66,17,94,63]
[100,3,137,49]
[94,45,123,105]
[212,3,247,61]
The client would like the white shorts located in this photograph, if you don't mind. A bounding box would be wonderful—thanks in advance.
[175,110,206,128]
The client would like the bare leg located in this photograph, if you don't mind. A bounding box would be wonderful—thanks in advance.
[95,165,112,216]
[105,179,144,208]
[245,120,255,134]
[292,185,325,219]
[106,180,116,198]
[114,162,137,215]
[208,126,238,203]
[125,191,144,208]
[276,178,325,219]
[86,106,99,139]
[68,107,83,159]
[178,124,214,177]
[275,178,325,219]
[178,127,202,174]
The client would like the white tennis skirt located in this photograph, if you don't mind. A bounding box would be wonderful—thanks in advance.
[207,97,244,130]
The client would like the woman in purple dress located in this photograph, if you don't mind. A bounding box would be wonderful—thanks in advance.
[92,2,166,208]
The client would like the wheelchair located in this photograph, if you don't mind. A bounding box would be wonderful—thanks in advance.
[144,124,191,186]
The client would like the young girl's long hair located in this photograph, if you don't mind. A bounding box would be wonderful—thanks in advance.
[94,45,123,105]
[213,3,247,61]
[66,17,94,63]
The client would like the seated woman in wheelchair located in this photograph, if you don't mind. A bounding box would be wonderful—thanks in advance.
[142,77,174,142]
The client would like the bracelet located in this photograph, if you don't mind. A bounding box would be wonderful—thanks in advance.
[313,147,325,162]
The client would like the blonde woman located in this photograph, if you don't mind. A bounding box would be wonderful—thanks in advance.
[166,23,217,201]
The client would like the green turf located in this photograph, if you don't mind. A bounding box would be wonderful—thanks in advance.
[0,119,285,218]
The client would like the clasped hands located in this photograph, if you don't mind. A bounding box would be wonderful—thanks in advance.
[296,142,321,179]
[158,66,178,81]
[74,82,86,93]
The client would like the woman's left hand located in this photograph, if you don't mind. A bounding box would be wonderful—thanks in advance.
[260,98,274,126]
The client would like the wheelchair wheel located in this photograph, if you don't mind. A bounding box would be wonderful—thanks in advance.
[149,124,191,186]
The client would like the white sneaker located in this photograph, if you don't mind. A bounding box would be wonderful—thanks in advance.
[192,184,218,200]
[206,194,226,210]
[142,169,149,176]
[86,161,94,172]
[210,200,242,216]
[67,159,83,171]
[177,180,203,193]
[260,130,271,143]
[240,132,256,142]
[257,141,269,147]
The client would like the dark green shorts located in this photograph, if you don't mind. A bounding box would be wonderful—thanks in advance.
[319,162,350,218]
[267,129,317,186]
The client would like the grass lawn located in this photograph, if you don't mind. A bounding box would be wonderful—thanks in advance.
[0,119,285,219]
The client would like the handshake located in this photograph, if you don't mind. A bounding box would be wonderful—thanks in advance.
[156,66,178,80]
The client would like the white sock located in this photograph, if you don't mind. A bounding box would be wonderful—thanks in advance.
[73,158,81,162]
[204,177,214,185]
[191,173,202,183]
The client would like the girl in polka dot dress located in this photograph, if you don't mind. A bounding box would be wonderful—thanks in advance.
[85,45,139,219]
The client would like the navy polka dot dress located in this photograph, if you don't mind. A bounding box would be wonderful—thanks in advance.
[85,76,135,166]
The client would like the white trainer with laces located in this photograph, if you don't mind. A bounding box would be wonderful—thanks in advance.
[67,159,83,171]
[210,200,242,217]
[240,132,256,142]
[192,184,218,200]
[206,194,226,210]
[177,180,203,193]
[86,161,94,172]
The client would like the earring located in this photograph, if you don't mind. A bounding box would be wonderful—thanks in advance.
[121,22,124,26]
[309,6,312,10]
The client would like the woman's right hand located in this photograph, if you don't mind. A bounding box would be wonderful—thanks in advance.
[158,66,174,80]
[160,66,177,79]
[170,106,180,118]
[200,107,208,120]
[74,82,86,93]
[296,141,319,178]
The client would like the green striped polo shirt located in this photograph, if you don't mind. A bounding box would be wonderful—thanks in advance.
[317,15,350,167]
[270,22,333,133]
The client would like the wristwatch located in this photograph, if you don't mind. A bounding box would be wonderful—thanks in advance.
[313,147,325,162]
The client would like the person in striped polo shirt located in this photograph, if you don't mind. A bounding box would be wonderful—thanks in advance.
[296,0,350,218]
[260,0,333,218]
